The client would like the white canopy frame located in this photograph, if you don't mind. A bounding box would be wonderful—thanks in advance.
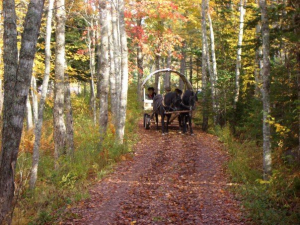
[141,68,194,92]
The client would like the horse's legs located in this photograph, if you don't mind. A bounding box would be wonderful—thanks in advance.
[183,114,187,134]
[189,115,194,134]
[161,113,165,134]
[166,115,171,133]
[156,114,159,130]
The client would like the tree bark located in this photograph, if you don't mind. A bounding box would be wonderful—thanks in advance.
[208,10,219,125]
[137,43,144,102]
[87,18,97,125]
[201,0,209,131]
[0,0,45,223]
[26,95,34,130]
[98,0,110,139]
[164,50,171,89]
[54,0,67,167]
[31,75,38,125]
[65,72,74,156]
[189,55,193,85]
[116,0,129,143]
[29,0,54,189]
[109,1,119,126]
[179,44,186,90]
[259,0,272,180]
[234,0,247,109]
[154,54,161,94]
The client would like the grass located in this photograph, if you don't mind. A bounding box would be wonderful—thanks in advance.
[213,126,300,224]
[11,86,142,224]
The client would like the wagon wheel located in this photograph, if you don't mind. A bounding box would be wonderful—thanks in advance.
[143,113,151,130]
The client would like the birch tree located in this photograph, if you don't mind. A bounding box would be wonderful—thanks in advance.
[234,0,247,109]
[98,0,110,138]
[65,71,74,156]
[54,0,67,166]
[30,0,54,189]
[31,75,38,124]
[0,0,45,222]
[117,0,129,143]
[201,0,209,131]
[164,50,171,89]
[26,95,34,130]
[179,42,186,90]
[259,0,272,179]
[207,9,219,125]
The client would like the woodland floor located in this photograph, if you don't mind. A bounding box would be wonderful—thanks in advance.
[65,121,246,224]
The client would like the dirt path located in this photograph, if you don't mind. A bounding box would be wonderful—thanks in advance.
[66,122,245,224]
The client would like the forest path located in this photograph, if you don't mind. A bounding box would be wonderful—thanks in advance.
[66,122,245,224]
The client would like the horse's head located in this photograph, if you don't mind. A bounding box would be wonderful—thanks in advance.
[164,92,182,111]
[182,90,198,110]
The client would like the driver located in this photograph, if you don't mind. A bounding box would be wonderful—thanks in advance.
[146,87,156,100]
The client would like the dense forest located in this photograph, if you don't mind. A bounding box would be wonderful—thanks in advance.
[0,0,299,224]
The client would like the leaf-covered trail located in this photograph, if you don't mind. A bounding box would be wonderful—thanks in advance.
[66,122,245,224]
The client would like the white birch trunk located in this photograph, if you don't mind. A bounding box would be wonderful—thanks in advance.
[98,0,110,138]
[207,10,219,125]
[234,0,247,108]
[31,75,38,125]
[65,72,74,156]
[29,0,54,189]
[201,0,209,131]
[259,0,272,180]
[164,50,171,89]
[117,0,129,143]
[54,0,67,166]
[26,95,33,130]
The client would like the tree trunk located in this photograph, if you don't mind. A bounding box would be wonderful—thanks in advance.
[116,0,129,143]
[26,95,34,130]
[154,54,161,94]
[98,0,110,139]
[65,72,74,156]
[54,0,67,167]
[179,44,186,90]
[164,50,171,89]
[137,43,144,102]
[189,55,193,85]
[201,0,209,131]
[0,0,45,223]
[29,0,54,189]
[87,19,97,125]
[31,75,38,125]
[109,1,119,127]
[259,0,272,180]
[234,0,247,109]
[208,10,219,125]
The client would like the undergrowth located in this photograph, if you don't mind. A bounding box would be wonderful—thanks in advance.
[11,86,141,224]
[213,126,300,225]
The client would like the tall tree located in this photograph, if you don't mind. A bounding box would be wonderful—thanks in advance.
[65,70,74,156]
[116,0,129,143]
[31,75,38,124]
[201,0,209,131]
[26,95,34,130]
[207,9,219,125]
[179,42,186,90]
[233,0,247,109]
[53,0,67,167]
[0,0,45,222]
[98,0,110,139]
[259,0,272,180]
[164,50,171,89]
[30,0,54,189]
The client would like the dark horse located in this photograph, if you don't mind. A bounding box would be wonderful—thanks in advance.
[153,92,182,134]
[178,90,198,134]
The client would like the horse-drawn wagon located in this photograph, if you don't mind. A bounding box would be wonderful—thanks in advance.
[141,68,197,134]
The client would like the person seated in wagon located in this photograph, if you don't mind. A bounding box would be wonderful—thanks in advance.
[146,87,156,100]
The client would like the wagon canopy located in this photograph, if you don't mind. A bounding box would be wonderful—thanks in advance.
[141,68,194,91]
